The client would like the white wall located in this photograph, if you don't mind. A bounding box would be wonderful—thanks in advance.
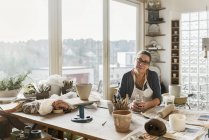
[160,0,209,90]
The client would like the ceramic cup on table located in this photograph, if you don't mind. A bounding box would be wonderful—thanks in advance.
[75,83,92,100]
[169,85,181,98]
[112,110,132,133]
[169,114,186,131]
[163,95,175,106]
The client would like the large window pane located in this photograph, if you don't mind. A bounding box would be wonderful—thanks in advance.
[0,0,48,81]
[62,0,103,92]
[110,0,137,87]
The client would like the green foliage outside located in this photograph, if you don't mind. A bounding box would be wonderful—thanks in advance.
[0,72,29,91]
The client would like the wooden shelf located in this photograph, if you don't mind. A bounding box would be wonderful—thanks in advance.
[145,7,166,11]
[146,48,165,51]
[144,2,166,65]
[171,20,180,85]
[153,61,166,63]
[146,34,166,37]
[146,21,165,24]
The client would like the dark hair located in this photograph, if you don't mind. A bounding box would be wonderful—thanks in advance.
[137,50,152,61]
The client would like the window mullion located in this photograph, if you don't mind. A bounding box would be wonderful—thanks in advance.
[48,0,62,75]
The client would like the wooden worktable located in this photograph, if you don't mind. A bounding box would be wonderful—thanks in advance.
[0,100,147,140]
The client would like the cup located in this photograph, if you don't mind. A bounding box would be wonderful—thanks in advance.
[112,110,132,133]
[174,31,178,34]
[174,59,177,63]
[173,73,176,78]
[169,114,186,131]
[133,95,144,112]
[75,83,92,100]
[169,85,181,98]
[107,100,114,114]
[163,95,175,106]
[174,46,178,49]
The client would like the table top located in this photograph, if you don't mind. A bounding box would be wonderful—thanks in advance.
[1,100,208,140]
[0,100,147,140]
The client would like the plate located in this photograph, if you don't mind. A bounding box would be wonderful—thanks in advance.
[148,24,160,35]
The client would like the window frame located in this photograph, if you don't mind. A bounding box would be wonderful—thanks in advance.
[48,0,143,99]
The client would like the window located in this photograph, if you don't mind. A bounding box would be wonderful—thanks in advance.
[109,0,137,87]
[0,0,48,81]
[0,0,142,99]
[62,0,103,91]
[181,11,209,110]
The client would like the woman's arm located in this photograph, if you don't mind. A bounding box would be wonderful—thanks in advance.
[148,71,162,104]
[117,71,134,99]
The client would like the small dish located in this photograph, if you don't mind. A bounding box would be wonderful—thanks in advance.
[53,109,63,114]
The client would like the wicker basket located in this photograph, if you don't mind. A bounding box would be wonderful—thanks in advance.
[174,96,187,105]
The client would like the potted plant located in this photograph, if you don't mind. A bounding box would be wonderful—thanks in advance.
[0,72,29,98]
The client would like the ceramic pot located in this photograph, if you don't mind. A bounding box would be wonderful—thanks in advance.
[76,83,92,100]
[112,110,132,133]
[0,89,20,98]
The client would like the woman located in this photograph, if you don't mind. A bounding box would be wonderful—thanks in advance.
[117,50,162,112]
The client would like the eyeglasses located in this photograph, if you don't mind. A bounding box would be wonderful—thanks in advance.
[136,58,150,65]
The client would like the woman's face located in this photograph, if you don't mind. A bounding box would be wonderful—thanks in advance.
[134,54,150,73]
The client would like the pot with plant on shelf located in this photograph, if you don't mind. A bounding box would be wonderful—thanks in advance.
[0,72,29,98]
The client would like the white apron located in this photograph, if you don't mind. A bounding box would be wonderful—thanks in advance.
[130,74,153,102]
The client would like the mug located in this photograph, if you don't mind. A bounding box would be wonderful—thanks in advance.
[169,114,186,131]
[107,100,114,114]
[174,59,178,63]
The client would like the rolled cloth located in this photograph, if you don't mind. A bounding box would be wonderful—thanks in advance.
[157,104,175,118]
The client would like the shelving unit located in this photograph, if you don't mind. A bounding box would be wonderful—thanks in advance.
[144,4,166,64]
[171,20,180,84]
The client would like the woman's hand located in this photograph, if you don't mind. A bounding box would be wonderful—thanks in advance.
[130,100,150,112]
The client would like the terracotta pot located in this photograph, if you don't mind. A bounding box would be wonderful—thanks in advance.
[112,110,132,133]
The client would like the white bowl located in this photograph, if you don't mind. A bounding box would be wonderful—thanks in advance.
[76,83,92,100]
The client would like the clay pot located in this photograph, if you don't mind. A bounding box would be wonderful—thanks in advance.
[112,110,132,133]
[76,83,92,100]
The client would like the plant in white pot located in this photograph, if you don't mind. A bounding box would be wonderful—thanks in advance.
[0,72,29,98]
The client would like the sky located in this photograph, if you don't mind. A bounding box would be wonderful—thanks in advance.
[0,0,136,42]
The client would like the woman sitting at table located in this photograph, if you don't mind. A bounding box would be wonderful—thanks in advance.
[117,50,162,112]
